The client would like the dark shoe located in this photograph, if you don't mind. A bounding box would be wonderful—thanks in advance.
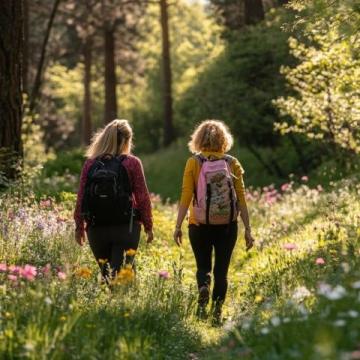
[195,286,210,320]
[198,286,210,307]
[211,301,223,327]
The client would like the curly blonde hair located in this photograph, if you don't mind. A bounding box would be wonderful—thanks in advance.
[188,120,234,154]
[86,119,133,159]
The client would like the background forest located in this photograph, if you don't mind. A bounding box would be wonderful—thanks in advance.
[1,0,359,199]
[1,1,360,359]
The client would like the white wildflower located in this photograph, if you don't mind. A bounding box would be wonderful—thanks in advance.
[351,280,360,289]
[23,342,35,352]
[44,297,52,305]
[260,327,270,335]
[292,286,311,302]
[270,316,281,327]
[348,310,359,318]
[318,283,346,300]
[242,321,251,331]
[334,319,346,327]
[297,303,308,316]
[341,262,350,273]
[223,320,236,332]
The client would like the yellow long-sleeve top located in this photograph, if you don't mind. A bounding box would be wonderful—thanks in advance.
[180,151,246,225]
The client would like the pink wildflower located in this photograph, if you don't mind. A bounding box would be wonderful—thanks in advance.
[8,265,21,274]
[0,263,7,272]
[8,274,17,282]
[40,199,52,208]
[316,257,325,265]
[317,185,323,192]
[57,271,67,280]
[281,183,291,192]
[7,210,15,221]
[283,243,297,251]
[158,270,170,279]
[301,176,309,182]
[21,264,37,281]
[350,350,360,359]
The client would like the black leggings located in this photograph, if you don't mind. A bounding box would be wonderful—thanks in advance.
[189,222,238,303]
[87,223,141,279]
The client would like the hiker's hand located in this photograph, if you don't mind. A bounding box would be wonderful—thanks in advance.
[75,230,85,246]
[245,229,254,251]
[174,228,182,246]
[146,230,154,244]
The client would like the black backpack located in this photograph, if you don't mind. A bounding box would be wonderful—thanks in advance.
[81,155,135,227]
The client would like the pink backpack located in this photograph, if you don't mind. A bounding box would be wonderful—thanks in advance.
[193,154,238,225]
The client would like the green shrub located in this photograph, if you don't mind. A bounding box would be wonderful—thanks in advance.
[42,148,85,177]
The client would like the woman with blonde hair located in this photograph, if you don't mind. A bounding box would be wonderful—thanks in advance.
[74,119,153,281]
[174,120,254,324]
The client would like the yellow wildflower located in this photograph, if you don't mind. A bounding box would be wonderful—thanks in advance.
[59,316,67,321]
[255,295,264,304]
[4,329,13,338]
[75,267,92,279]
[4,312,12,319]
[125,249,136,257]
[112,267,134,285]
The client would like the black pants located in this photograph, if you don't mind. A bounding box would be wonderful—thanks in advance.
[189,222,238,303]
[87,223,141,279]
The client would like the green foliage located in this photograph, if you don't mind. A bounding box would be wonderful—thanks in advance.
[42,148,85,178]
[29,149,85,199]
[274,0,360,153]
[176,8,292,147]
[21,111,55,184]
[131,1,224,152]
[141,140,308,201]
[42,64,84,149]
[287,0,360,39]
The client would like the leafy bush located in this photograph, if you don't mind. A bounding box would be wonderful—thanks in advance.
[274,0,360,154]
[176,8,293,147]
[41,148,85,178]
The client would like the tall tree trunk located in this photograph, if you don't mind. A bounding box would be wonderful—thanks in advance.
[104,27,117,124]
[23,0,29,95]
[0,1,24,180]
[244,0,264,25]
[160,0,174,147]
[83,37,92,145]
[29,0,61,112]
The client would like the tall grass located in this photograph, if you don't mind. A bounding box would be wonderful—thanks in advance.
[1,174,360,359]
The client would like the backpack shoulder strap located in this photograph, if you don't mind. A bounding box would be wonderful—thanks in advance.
[223,154,235,164]
[87,158,103,178]
[192,154,207,165]
[114,155,132,193]
[117,154,128,163]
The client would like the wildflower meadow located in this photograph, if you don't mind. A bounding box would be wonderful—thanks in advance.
[1,175,360,359]
[1,0,359,358]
